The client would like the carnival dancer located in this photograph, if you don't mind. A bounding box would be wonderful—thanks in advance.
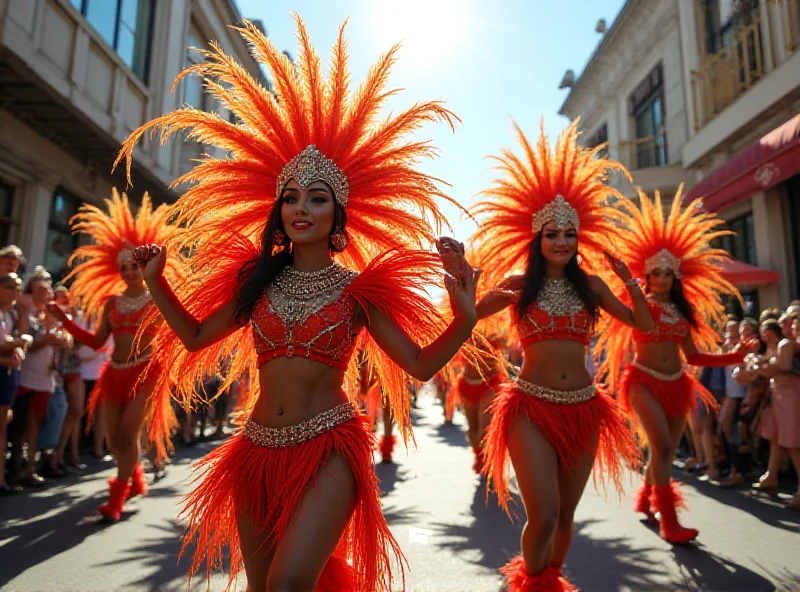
[121,13,477,591]
[46,190,180,521]
[473,121,650,590]
[358,352,396,463]
[594,187,756,544]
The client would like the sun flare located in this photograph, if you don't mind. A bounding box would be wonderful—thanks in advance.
[369,0,472,66]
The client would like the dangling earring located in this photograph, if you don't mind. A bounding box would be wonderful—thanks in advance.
[273,228,287,247]
[331,228,347,252]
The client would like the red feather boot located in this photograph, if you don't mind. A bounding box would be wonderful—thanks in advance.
[127,462,149,500]
[651,482,698,544]
[98,478,130,522]
[379,434,396,464]
[633,482,655,520]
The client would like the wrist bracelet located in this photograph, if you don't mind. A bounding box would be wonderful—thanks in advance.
[624,278,640,288]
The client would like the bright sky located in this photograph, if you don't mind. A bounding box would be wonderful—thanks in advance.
[234,0,627,241]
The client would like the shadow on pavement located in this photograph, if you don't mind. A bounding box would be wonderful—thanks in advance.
[675,474,800,534]
[375,462,410,497]
[669,543,784,592]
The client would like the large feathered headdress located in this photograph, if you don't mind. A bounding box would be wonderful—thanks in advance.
[595,186,740,391]
[115,12,459,270]
[470,120,629,283]
[65,189,180,321]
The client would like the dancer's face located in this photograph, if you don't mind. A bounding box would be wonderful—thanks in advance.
[119,262,144,287]
[540,221,577,266]
[647,268,675,295]
[0,257,19,275]
[281,180,336,247]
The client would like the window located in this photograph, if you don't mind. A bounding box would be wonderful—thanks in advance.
[71,0,154,83]
[0,184,15,247]
[44,188,82,283]
[587,124,609,159]
[180,25,210,174]
[718,212,757,265]
[629,64,667,169]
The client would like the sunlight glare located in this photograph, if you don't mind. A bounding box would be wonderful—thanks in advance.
[369,0,472,66]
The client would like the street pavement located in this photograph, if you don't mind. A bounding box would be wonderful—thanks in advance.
[1,387,799,591]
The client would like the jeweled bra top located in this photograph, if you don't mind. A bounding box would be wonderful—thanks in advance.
[251,263,360,370]
[515,278,593,347]
[633,299,689,343]
[109,293,157,337]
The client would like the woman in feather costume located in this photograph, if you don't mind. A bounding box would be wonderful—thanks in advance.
[594,187,756,544]
[123,13,477,592]
[46,190,179,521]
[472,121,650,591]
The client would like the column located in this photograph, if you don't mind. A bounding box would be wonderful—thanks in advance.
[17,178,55,271]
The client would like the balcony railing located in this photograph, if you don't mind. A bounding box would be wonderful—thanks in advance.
[691,0,800,131]
[614,136,668,170]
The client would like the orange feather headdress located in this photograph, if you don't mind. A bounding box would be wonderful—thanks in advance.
[470,120,629,284]
[594,186,740,391]
[65,189,180,321]
[115,12,459,270]
[113,13,462,442]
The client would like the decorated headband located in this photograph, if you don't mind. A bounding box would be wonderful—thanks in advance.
[276,145,350,207]
[116,247,135,267]
[531,194,580,235]
[644,248,681,275]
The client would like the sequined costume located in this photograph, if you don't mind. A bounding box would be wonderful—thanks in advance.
[117,13,461,591]
[58,190,180,520]
[593,187,744,544]
[470,121,639,591]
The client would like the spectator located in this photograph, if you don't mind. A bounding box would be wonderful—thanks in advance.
[77,312,111,460]
[0,272,28,495]
[0,245,25,276]
[49,286,86,473]
[8,267,69,486]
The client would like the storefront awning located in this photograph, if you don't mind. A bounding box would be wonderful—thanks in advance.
[684,115,800,212]
[722,259,780,287]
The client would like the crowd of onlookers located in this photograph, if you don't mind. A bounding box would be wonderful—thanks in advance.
[680,305,800,507]
[0,245,234,497]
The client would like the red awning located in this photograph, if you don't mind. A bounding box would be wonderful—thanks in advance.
[722,259,779,287]
[684,115,800,212]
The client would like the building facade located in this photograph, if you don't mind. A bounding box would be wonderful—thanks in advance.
[0,0,264,280]
[560,0,800,314]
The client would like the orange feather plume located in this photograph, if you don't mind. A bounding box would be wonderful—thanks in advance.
[471,119,629,284]
[116,13,462,442]
[65,189,181,322]
[114,12,460,270]
[594,186,741,392]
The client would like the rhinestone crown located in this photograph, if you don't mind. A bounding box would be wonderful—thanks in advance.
[276,145,350,207]
[116,248,135,267]
[644,248,681,275]
[531,194,580,235]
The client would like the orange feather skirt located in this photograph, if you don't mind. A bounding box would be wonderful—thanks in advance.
[179,403,404,591]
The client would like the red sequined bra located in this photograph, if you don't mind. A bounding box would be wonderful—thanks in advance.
[513,278,593,347]
[109,294,157,337]
[251,264,360,370]
[633,300,689,344]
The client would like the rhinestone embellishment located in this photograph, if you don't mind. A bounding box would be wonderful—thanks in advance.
[515,379,596,404]
[644,248,681,275]
[276,145,350,207]
[243,403,357,447]
[631,362,684,382]
[537,277,585,316]
[116,247,135,266]
[649,298,682,325]
[531,194,580,235]
[268,262,357,325]
[115,291,151,314]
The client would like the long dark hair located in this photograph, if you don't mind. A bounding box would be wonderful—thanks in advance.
[234,193,347,325]
[516,234,599,326]
[669,277,698,328]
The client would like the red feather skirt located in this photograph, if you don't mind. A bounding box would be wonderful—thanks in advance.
[483,382,639,514]
[179,410,404,591]
[86,359,155,417]
[457,373,504,407]
[619,364,716,419]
